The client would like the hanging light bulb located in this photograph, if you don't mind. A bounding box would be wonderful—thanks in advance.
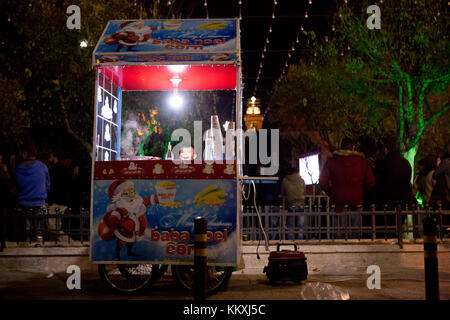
[272,12,275,19]
[305,12,308,18]
[266,38,269,43]
[296,37,299,43]
[263,46,267,52]
[309,0,312,4]
[301,25,304,31]
[437,10,440,16]
[269,26,272,33]
[292,44,295,51]
[325,36,328,42]
[332,24,335,31]
[347,45,351,51]
[168,0,171,5]
[261,52,265,58]
[288,52,291,58]
[274,0,278,5]
[314,52,317,56]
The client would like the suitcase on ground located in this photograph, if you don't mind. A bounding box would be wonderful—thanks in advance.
[263,243,308,284]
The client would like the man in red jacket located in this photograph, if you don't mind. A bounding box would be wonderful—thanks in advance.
[319,138,375,238]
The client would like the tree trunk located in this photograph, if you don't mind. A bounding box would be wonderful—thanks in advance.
[403,144,418,184]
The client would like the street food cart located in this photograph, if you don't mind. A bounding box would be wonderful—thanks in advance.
[90,19,242,294]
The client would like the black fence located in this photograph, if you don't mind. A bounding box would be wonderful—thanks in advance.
[242,204,450,248]
[1,206,90,246]
[1,204,449,248]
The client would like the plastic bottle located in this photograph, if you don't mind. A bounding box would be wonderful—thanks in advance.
[165,142,173,160]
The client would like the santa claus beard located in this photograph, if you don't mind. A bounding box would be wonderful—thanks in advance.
[116,195,145,214]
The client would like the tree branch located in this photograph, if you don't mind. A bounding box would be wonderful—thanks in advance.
[59,92,93,159]
[425,105,450,128]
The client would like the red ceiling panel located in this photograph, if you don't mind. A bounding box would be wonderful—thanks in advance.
[97,65,237,91]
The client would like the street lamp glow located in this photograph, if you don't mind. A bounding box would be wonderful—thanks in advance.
[80,40,89,48]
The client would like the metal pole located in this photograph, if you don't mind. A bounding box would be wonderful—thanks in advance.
[423,215,439,300]
[194,216,207,301]
[396,203,403,249]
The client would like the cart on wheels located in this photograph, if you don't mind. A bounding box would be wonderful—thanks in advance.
[90,19,244,295]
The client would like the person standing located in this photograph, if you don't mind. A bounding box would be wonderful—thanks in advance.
[431,144,450,210]
[281,166,306,239]
[47,152,72,239]
[418,155,439,206]
[0,154,12,250]
[375,138,413,208]
[47,152,71,208]
[319,138,375,238]
[15,143,50,242]
[375,138,414,239]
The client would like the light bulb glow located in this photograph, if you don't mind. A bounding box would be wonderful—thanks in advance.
[168,65,187,73]
[169,93,183,109]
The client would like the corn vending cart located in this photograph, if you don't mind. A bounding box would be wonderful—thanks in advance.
[90,19,242,294]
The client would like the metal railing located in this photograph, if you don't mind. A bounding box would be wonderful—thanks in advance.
[1,201,449,248]
[1,206,90,245]
[241,203,450,247]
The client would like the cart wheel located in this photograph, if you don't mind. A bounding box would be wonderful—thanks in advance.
[98,264,167,294]
[171,265,233,295]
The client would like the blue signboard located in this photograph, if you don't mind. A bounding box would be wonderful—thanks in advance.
[93,19,239,66]
[91,178,237,265]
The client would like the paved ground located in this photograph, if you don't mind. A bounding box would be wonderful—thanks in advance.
[0,268,449,300]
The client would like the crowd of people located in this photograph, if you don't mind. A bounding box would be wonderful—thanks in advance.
[0,141,89,248]
[278,137,450,239]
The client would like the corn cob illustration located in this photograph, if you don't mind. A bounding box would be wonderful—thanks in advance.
[194,185,226,206]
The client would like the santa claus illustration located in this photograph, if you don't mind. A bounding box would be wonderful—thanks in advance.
[97,179,158,260]
[103,20,182,51]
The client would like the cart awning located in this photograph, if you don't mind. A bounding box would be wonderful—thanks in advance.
[93,19,239,91]
[93,19,239,67]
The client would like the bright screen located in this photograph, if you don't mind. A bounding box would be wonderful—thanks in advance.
[299,154,320,185]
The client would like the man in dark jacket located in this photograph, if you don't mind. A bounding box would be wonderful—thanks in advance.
[47,152,71,207]
[431,143,450,210]
[319,138,375,238]
[375,138,413,209]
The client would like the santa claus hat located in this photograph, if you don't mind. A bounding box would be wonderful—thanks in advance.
[108,180,134,202]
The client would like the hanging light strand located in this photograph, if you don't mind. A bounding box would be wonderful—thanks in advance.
[276,0,312,85]
[204,0,209,19]
[238,0,242,20]
[253,0,278,96]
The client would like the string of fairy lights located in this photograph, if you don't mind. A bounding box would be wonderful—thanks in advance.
[161,0,444,104]
[252,0,278,97]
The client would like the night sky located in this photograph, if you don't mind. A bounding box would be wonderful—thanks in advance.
[156,0,338,110]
